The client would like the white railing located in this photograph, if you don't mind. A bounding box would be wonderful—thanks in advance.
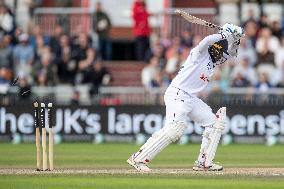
[100,86,284,95]
[99,86,166,94]
[225,87,284,95]
[3,86,284,105]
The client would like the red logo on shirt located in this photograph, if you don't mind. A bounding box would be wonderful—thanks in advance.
[200,74,209,82]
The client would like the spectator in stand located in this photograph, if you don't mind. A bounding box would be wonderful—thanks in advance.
[276,77,284,88]
[93,1,112,60]
[29,24,49,50]
[82,60,111,96]
[271,60,284,86]
[18,74,31,100]
[231,72,251,88]
[11,27,23,45]
[34,36,46,63]
[181,28,194,48]
[141,56,160,88]
[0,67,10,84]
[255,72,272,92]
[165,36,189,67]
[242,9,257,27]
[144,38,166,66]
[258,14,270,29]
[232,58,257,85]
[255,39,275,68]
[206,68,227,93]
[282,18,284,32]
[219,59,234,84]
[150,71,170,88]
[13,33,34,80]
[132,0,151,61]
[72,33,95,84]
[0,35,12,69]
[49,25,63,57]
[165,48,184,75]
[57,34,76,84]
[165,36,182,61]
[70,25,91,47]
[256,27,280,54]
[274,36,284,68]
[255,38,276,80]
[271,20,282,39]
[237,37,257,66]
[33,46,57,86]
[0,4,13,35]
[244,20,258,47]
[160,32,172,50]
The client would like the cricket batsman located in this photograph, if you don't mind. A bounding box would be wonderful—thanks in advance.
[127,23,244,172]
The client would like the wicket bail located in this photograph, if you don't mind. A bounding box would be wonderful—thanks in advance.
[33,102,54,171]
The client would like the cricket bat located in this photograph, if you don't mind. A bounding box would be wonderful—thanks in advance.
[175,9,222,30]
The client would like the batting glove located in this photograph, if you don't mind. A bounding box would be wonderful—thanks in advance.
[219,29,231,39]
[222,23,244,40]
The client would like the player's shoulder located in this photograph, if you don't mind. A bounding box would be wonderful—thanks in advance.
[190,46,207,57]
[188,47,204,64]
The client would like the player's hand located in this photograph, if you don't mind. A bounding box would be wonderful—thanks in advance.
[233,39,240,46]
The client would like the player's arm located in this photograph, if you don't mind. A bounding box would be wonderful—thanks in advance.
[196,32,232,53]
[197,23,244,55]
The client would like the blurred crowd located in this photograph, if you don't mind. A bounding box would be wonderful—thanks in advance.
[141,9,284,96]
[1,0,284,102]
[0,1,112,99]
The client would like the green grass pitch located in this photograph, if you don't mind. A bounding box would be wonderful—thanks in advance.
[0,143,284,189]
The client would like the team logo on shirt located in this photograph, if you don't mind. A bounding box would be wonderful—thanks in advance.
[200,74,209,82]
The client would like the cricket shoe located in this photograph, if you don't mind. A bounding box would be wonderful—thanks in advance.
[127,154,151,172]
[192,161,223,171]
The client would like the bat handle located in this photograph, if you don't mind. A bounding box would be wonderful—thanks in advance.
[217,26,223,30]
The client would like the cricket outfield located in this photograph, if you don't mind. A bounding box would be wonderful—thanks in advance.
[0,143,284,189]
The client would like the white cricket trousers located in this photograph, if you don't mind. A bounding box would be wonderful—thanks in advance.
[132,86,218,164]
[164,86,217,127]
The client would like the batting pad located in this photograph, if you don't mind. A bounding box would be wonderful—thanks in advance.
[204,107,226,167]
[133,121,187,163]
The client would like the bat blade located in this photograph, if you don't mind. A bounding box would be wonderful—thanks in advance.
[175,9,222,30]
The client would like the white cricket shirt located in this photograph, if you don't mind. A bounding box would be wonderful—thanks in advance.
[169,33,234,96]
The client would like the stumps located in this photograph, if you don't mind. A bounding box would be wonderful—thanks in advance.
[33,102,54,171]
